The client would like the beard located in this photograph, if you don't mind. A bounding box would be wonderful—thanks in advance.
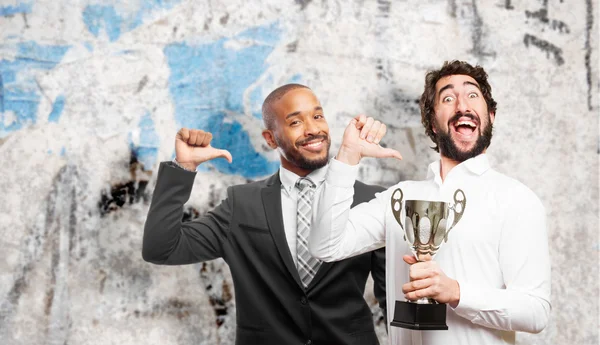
[275,134,331,170]
[435,115,493,163]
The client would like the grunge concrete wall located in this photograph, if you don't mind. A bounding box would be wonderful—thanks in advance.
[0,0,597,344]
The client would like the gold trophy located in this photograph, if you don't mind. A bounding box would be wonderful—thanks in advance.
[389,188,466,330]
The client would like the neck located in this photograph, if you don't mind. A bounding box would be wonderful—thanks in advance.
[439,154,460,182]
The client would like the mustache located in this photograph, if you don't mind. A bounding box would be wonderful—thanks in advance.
[296,135,329,146]
[448,113,479,126]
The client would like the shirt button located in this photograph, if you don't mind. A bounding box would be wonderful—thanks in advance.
[305,341,312,345]
[300,296,307,305]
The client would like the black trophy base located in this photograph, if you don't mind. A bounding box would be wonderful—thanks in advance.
[390,300,448,330]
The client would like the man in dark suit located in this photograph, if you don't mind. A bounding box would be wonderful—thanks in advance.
[142,84,387,345]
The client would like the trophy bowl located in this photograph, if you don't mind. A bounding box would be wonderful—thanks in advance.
[389,188,466,330]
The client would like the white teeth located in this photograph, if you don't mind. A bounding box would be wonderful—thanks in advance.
[305,141,322,148]
[456,121,476,128]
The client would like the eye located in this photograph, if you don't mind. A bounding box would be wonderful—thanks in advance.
[314,114,324,119]
[290,120,301,126]
[443,96,454,102]
[468,92,479,98]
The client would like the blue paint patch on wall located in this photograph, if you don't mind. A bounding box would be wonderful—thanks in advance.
[0,73,4,113]
[48,95,65,123]
[164,22,285,178]
[289,74,302,84]
[129,112,159,170]
[0,2,32,17]
[82,1,182,42]
[82,5,123,42]
[0,41,70,137]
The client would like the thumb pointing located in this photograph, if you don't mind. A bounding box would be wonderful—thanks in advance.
[219,149,233,163]
[383,148,403,161]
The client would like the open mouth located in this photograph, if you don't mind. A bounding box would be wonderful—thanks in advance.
[297,135,328,153]
[299,139,325,152]
[451,117,478,138]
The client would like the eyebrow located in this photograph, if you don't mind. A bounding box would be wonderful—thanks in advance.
[285,106,323,120]
[439,81,481,95]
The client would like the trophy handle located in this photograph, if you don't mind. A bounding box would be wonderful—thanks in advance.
[390,188,404,230]
[445,189,466,240]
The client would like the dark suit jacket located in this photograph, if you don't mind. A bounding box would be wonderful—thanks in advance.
[143,162,386,345]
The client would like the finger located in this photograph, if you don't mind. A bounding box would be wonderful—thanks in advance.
[374,123,386,144]
[188,130,199,146]
[419,254,433,262]
[405,286,435,301]
[195,130,208,146]
[403,255,418,265]
[402,278,433,294]
[365,120,382,143]
[380,148,403,161]
[219,149,233,163]
[177,128,190,142]
[360,117,374,139]
[409,262,433,280]
[201,132,213,147]
[355,114,367,130]
[208,149,233,163]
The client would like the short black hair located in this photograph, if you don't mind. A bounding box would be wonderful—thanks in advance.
[262,83,311,130]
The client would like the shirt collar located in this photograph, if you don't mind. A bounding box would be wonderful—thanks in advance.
[279,164,329,194]
[426,153,491,181]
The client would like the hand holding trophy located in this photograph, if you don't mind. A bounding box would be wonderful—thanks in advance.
[389,188,466,330]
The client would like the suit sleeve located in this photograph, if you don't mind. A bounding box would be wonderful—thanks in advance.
[352,181,388,323]
[371,247,387,327]
[142,162,231,265]
[362,185,388,326]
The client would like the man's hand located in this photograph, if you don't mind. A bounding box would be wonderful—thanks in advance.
[336,115,402,165]
[401,255,460,308]
[175,128,233,171]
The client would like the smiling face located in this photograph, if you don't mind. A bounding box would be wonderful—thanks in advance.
[262,88,331,176]
[432,74,495,162]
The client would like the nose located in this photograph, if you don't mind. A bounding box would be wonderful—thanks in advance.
[456,95,471,114]
[304,117,320,136]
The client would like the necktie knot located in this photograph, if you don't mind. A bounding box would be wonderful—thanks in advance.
[295,177,315,192]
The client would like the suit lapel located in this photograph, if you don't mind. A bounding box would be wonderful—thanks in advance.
[261,173,304,289]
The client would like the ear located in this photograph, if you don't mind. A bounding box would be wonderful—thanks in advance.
[262,129,278,149]
[489,111,495,124]
[430,111,438,134]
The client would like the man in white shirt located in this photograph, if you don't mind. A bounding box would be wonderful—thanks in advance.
[143,84,388,344]
[309,60,551,345]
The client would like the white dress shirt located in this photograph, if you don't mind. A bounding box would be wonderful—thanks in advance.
[279,164,328,267]
[309,154,551,345]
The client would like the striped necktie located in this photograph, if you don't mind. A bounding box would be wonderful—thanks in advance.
[295,177,321,288]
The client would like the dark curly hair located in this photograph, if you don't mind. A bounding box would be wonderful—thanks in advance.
[419,60,497,152]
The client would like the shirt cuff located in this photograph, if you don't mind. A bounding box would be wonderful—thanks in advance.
[169,159,198,173]
[326,158,359,188]
[451,281,482,321]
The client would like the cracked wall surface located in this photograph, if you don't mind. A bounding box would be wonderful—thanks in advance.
[0,1,598,344]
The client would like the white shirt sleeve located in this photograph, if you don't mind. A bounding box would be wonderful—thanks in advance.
[453,186,552,334]
[309,158,387,262]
